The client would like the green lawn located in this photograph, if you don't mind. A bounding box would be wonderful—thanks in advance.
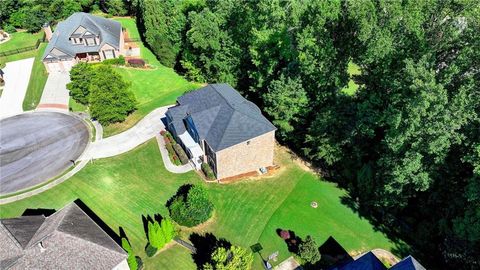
[0,50,37,68]
[114,17,141,39]
[0,31,44,53]
[23,43,48,110]
[102,18,200,137]
[0,140,398,269]
[341,62,361,96]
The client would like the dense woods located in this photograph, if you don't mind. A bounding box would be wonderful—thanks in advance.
[135,1,479,269]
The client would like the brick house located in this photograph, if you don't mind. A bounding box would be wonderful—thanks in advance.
[165,84,277,179]
[42,13,126,73]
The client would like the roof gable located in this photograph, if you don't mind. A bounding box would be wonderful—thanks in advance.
[389,256,426,270]
[0,216,45,248]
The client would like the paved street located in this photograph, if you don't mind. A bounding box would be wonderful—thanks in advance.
[81,105,173,160]
[0,58,34,119]
[0,112,89,195]
[37,71,70,111]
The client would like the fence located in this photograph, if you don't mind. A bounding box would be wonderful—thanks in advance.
[0,33,46,57]
[125,37,141,42]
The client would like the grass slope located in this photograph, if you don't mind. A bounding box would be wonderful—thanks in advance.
[0,31,43,53]
[23,43,48,110]
[101,18,200,137]
[0,141,396,269]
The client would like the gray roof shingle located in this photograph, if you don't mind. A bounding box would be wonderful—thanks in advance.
[0,202,126,270]
[389,256,426,270]
[42,12,122,61]
[166,84,276,151]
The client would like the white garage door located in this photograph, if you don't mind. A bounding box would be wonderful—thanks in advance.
[47,62,62,73]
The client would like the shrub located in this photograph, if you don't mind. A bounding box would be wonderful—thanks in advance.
[102,55,125,66]
[173,144,189,164]
[168,185,214,227]
[121,238,138,270]
[3,24,16,33]
[298,235,321,264]
[147,218,177,250]
[128,58,146,68]
[145,243,157,257]
[202,163,215,179]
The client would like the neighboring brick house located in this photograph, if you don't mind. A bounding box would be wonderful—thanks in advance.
[42,12,125,73]
[165,84,277,179]
[0,202,129,270]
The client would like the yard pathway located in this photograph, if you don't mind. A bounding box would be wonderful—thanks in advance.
[156,133,193,173]
[81,105,173,160]
[37,71,70,111]
[0,58,34,119]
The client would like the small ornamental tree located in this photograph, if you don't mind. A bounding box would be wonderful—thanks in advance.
[298,235,321,264]
[203,245,254,270]
[168,185,214,227]
[147,218,176,250]
[67,62,95,105]
[121,238,138,270]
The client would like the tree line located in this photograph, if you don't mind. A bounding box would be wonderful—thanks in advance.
[134,0,479,269]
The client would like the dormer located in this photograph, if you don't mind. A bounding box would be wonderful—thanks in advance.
[70,26,100,46]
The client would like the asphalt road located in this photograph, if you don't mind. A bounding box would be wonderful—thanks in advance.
[0,112,89,195]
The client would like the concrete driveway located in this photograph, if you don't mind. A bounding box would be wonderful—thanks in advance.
[81,105,172,160]
[0,58,34,119]
[37,71,70,111]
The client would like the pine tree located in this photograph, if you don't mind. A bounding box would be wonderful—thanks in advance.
[121,238,138,270]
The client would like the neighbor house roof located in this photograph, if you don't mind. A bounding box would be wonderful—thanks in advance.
[0,202,127,269]
[389,256,426,270]
[166,84,276,152]
[42,12,122,61]
[334,251,387,270]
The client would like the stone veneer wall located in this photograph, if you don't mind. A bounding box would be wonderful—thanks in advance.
[214,131,275,179]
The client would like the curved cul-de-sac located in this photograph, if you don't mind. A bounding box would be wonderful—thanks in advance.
[0,112,89,195]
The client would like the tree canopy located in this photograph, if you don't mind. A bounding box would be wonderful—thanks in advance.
[136,1,480,268]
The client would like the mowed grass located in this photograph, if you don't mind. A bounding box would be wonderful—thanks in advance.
[102,18,200,137]
[0,31,43,53]
[0,141,396,269]
[341,62,362,96]
[23,43,48,110]
[0,140,201,269]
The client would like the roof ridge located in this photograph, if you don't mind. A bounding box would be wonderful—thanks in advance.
[26,204,71,247]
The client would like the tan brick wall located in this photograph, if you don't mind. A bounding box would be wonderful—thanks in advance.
[215,131,275,179]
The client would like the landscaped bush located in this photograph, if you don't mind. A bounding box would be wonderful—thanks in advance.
[102,55,125,66]
[145,243,157,257]
[147,218,176,250]
[167,185,214,227]
[201,163,215,180]
[173,144,189,165]
[128,58,146,68]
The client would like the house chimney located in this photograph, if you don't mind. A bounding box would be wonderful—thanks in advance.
[43,22,52,42]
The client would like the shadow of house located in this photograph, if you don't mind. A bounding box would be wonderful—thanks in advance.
[189,232,231,268]
[318,236,353,269]
[22,208,56,217]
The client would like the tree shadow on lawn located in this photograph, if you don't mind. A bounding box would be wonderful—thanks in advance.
[276,228,303,254]
[165,183,193,208]
[189,232,231,268]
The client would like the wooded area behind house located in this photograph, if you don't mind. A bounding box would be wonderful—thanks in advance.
[1,1,478,269]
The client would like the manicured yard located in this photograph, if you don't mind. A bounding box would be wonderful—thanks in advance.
[102,18,200,137]
[23,43,48,110]
[0,140,397,269]
[0,31,44,53]
[341,62,361,96]
[0,50,36,68]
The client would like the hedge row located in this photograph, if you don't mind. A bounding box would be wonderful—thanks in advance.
[201,163,215,179]
[173,144,189,165]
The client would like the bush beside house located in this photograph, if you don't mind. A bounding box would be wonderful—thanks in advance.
[201,163,215,180]
[173,144,189,165]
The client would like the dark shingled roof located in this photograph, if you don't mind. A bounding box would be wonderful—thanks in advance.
[389,256,426,270]
[42,12,122,61]
[336,252,387,270]
[0,202,126,269]
[166,84,276,151]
